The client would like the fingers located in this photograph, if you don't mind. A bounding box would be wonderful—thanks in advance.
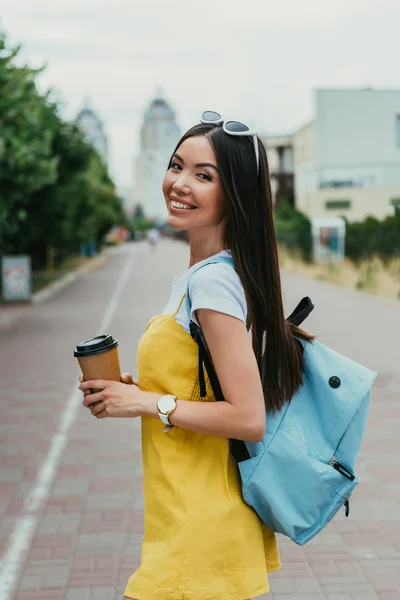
[121,372,138,386]
[121,372,133,384]
[79,374,85,383]
[79,380,107,392]
[82,391,103,408]
[90,401,106,416]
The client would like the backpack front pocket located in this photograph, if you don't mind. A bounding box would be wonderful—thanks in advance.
[239,428,358,544]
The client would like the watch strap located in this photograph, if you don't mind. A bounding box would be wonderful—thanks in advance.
[158,412,170,425]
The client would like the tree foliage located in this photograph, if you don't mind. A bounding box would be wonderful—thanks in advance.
[344,209,400,262]
[274,200,313,262]
[0,32,126,267]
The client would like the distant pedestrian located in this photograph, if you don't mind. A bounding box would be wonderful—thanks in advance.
[146,227,159,250]
[80,110,314,599]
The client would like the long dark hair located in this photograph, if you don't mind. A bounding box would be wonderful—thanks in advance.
[170,123,314,412]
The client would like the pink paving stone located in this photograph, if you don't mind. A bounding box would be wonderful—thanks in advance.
[277,560,313,577]
[0,536,9,554]
[340,531,389,546]
[86,521,127,534]
[15,590,64,600]
[58,465,94,476]
[51,546,72,559]
[366,574,400,592]
[89,479,133,493]
[0,456,33,468]
[23,467,44,482]
[0,482,17,495]
[68,573,118,587]
[104,510,131,521]
[70,557,95,572]
[367,464,400,481]
[27,547,52,560]
[46,495,85,512]
[80,515,130,533]
[119,569,135,584]
[309,559,340,577]
[5,498,26,515]
[32,534,75,548]
[335,559,362,575]
[305,545,352,560]
[353,483,395,500]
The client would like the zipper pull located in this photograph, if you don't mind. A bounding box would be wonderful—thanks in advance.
[344,500,350,517]
[329,457,355,481]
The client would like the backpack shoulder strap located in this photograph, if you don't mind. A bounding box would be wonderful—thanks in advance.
[185,254,234,313]
[286,296,314,326]
[185,254,235,403]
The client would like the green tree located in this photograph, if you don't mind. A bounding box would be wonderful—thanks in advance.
[0,31,127,268]
[0,33,58,253]
[345,211,400,262]
[274,200,313,262]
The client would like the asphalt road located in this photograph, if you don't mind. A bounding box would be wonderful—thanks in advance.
[0,239,399,600]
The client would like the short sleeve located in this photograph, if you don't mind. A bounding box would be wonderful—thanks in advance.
[188,262,247,326]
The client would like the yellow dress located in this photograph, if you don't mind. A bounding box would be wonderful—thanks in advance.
[124,298,280,600]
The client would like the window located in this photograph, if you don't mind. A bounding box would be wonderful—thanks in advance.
[396,115,400,149]
[325,200,351,210]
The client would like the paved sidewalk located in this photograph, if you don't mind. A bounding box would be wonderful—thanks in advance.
[0,240,399,600]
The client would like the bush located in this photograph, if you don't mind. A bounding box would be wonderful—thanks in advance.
[274,200,312,262]
[345,208,400,262]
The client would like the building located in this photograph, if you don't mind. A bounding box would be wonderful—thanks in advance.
[133,94,181,221]
[293,88,400,221]
[76,101,108,165]
[262,134,294,208]
[117,186,135,217]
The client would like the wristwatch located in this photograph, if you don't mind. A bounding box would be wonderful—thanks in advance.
[157,394,177,432]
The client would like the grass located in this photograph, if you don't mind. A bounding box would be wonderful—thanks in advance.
[31,255,99,293]
[278,246,400,300]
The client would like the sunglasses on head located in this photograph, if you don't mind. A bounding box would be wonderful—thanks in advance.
[200,110,259,174]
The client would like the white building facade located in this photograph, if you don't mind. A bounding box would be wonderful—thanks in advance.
[133,96,181,221]
[294,89,400,221]
[76,102,108,165]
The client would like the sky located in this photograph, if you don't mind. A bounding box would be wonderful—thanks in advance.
[1,0,400,189]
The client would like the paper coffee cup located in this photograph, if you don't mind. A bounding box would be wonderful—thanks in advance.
[74,334,121,404]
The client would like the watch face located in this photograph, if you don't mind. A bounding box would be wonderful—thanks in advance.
[158,395,176,415]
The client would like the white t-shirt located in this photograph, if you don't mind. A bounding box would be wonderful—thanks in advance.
[162,250,248,334]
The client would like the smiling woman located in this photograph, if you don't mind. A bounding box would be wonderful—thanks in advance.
[80,111,314,600]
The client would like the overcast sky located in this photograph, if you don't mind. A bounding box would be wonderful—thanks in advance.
[1,0,400,188]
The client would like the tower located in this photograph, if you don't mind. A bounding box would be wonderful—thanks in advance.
[76,100,108,165]
[133,93,181,221]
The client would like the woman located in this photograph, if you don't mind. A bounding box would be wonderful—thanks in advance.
[80,112,313,599]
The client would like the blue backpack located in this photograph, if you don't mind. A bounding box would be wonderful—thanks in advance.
[187,255,377,545]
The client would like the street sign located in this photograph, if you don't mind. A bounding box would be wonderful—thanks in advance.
[1,256,32,302]
[312,218,346,264]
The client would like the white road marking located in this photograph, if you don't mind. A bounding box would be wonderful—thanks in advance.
[0,245,138,599]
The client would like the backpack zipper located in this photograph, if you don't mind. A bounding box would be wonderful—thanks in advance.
[328,457,355,481]
[328,458,352,518]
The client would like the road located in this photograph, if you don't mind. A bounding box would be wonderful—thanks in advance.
[0,239,399,600]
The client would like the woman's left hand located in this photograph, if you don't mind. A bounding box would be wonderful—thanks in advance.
[79,379,143,419]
